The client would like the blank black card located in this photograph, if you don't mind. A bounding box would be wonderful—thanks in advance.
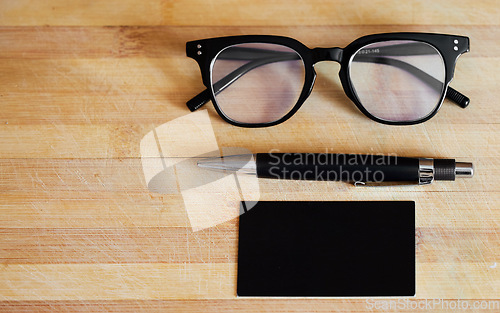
[237,201,415,297]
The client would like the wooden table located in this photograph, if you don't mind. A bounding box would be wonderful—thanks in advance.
[0,0,498,312]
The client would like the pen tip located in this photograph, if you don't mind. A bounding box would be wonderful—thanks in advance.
[197,154,257,175]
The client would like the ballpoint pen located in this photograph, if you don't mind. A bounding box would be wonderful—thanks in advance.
[197,153,474,186]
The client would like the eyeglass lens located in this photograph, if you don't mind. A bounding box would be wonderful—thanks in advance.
[349,40,446,122]
[211,43,305,124]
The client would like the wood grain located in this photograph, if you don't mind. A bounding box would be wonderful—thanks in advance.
[1,262,499,300]
[1,0,499,26]
[0,300,499,313]
[0,0,499,312]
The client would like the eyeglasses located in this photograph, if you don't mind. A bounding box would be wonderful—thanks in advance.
[186,33,470,127]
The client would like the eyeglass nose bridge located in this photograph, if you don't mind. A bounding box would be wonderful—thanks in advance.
[312,47,343,64]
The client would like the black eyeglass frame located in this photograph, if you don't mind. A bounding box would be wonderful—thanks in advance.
[186,33,470,128]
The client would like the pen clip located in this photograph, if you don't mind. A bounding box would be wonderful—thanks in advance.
[353,181,419,187]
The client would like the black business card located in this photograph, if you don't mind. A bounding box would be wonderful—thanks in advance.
[237,201,415,297]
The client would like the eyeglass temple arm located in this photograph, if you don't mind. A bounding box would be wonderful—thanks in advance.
[187,46,469,111]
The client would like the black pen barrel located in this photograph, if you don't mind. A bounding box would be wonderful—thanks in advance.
[255,153,419,182]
